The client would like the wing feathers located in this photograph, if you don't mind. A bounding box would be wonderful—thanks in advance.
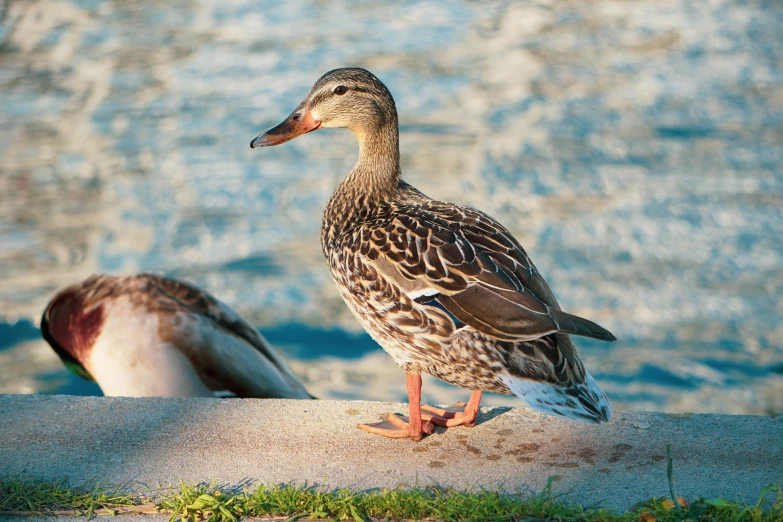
[438,285,558,341]
[356,198,616,344]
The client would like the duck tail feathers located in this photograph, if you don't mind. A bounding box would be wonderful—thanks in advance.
[503,372,612,424]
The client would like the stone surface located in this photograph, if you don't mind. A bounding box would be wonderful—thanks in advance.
[1,395,782,512]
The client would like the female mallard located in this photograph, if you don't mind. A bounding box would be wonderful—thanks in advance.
[42,274,313,399]
[251,68,616,440]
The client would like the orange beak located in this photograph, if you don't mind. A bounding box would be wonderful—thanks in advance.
[250,102,322,148]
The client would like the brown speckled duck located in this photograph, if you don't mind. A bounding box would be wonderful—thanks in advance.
[251,68,616,440]
[42,274,313,399]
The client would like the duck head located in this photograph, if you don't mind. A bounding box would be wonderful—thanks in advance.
[250,67,398,148]
[41,285,102,382]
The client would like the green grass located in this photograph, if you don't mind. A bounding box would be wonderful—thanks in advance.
[1,477,781,522]
[0,476,139,517]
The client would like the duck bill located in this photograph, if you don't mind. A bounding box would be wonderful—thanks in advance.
[250,104,321,148]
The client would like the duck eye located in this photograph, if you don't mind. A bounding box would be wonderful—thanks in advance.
[333,85,348,95]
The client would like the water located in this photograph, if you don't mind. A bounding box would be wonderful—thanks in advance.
[1,0,781,413]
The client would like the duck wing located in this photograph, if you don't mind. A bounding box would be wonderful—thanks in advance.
[356,200,616,343]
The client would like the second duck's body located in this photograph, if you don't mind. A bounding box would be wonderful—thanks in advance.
[42,274,312,399]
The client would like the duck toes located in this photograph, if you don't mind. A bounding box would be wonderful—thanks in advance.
[41,274,313,399]
[252,68,616,440]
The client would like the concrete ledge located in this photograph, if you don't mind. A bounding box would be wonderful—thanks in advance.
[1,395,781,510]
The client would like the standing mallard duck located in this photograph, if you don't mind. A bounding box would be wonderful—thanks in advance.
[251,68,616,440]
[42,274,313,399]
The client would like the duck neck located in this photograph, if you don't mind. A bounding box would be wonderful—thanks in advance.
[345,120,400,198]
[322,121,400,250]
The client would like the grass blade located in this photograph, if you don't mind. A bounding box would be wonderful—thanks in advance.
[666,444,683,516]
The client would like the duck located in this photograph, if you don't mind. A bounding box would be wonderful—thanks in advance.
[41,273,313,399]
[251,68,615,440]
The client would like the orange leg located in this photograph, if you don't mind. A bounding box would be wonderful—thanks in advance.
[358,373,435,440]
[421,390,483,428]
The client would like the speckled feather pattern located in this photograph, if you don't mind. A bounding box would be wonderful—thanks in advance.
[324,183,587,388]
[321,183,614,421]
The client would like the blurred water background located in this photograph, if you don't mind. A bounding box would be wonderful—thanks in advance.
[1,0,781,413]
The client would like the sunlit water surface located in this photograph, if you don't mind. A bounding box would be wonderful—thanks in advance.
[1,0,782,413]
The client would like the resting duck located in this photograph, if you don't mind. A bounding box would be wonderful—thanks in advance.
[251,68,615,440]
[41,274,313,399]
